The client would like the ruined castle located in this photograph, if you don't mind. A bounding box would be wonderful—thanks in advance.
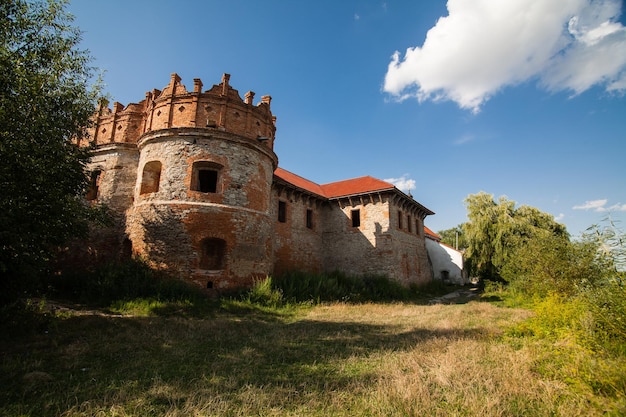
[80,73,435,291]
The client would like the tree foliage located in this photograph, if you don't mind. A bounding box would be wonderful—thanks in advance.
[437,225,467,251]
[501,235,610,296]
[462,192,568,280]
[0,0,99,300]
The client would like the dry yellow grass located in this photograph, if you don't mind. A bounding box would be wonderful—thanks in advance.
[1,300,622,416]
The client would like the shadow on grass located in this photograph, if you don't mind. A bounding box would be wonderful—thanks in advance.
[0,303,486,416]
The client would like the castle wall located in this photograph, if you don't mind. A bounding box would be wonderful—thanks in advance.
[385,202,433,285]
[86,73,276,149]
[320,197,392,277]
[271,191,325,276]
[78,73,436,291]
[126,127,277,290]
[84,144,138,261]
[320,195,432,285]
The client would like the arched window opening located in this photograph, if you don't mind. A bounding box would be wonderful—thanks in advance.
[85,170,101,201]
[140,161,162,195]
[121,238,132,260]
[191,161,222,193]
[199,238,226,270]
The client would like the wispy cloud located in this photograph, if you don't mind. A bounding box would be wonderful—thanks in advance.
[573,199,626,212]
[383,0,626,113]
[384,174,416,193]
[454,134,476,145]
[555,213,565,222]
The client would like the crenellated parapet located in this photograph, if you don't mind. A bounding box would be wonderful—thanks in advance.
[84,73,277,149]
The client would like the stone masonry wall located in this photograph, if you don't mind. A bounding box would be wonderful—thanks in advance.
[84,144,138,262]
[321,197,394,278]
[320,194,432,285]
[84,73,276,150]
[271,190,325,276]
[126,127,277,290]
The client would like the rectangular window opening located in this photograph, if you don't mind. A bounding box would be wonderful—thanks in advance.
[351,209,360,228]
[198,169,218,193]
[398,210,403,229]
[306,208,313,229]
[278,201,287,223]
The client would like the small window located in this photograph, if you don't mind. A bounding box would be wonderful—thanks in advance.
[191,161,221,193]
[306,208,313,229]
[140,161,162,195]
[278,201,287,223]
[199,238,226,270]
[86,170,101,201]
[407,215,412,233]
[351,209,360,228]
[441,270,450,282]
[198,169,218,193]
[398,211,403,229]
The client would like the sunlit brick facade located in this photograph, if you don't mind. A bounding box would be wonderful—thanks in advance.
[82,74,434,291]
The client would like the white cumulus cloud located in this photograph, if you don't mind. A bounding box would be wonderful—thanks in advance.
[573,199,626,212]
[384,174,416,193]
[383,0,626,112]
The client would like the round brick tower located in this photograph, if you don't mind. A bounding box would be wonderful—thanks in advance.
[86,73,278,290]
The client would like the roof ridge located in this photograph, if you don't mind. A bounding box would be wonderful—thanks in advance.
[275,167,322,186]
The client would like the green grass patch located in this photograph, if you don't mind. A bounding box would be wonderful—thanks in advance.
[2,298,623,416]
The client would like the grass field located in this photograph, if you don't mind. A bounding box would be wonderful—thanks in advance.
[1,296,624,416]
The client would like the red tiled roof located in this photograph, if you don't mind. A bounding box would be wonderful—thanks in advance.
[424,226,441,240]
[274,168,394,198]
[274,167,325,197]
[320,176,395,198]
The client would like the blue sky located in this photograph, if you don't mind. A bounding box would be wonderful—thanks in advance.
[67,0,626,237]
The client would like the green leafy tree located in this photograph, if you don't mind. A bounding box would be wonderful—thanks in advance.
[437,225,467,251]
[462,192,568,280]
[501,235,608,296]
[0,0,99,301]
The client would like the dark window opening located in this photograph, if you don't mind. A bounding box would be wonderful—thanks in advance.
[306,209,313,229]
[140,161,162,195]
[441,270,450,282]
[199,238,226,270]
[278,201,287,223]
[191,161,221,193]
[351,209,360,228]
[86,170,101,201]
[206,281,213,289]
[198,169,218,193]
[407,215,412,233]
[122,238,132,260]
[398,210,403,229]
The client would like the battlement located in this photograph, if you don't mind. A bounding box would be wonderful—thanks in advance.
[83,73,277,149]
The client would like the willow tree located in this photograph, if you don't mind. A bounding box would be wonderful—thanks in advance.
[462,192,568,280]
[0,0,99,302]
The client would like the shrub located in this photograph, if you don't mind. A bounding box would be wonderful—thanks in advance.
[501,235,609,297]
[581,278,626,353]
[46,259,205,305]
[242,277,284,307]
[272,270,413,304]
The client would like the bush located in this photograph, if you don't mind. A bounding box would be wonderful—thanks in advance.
[501,235,609,297]
[46,259,205,305]
[582,278,626,353]
[271,270,413,304]
[242,277,284,308]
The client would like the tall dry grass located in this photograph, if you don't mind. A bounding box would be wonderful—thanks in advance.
[2,300,622,416]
